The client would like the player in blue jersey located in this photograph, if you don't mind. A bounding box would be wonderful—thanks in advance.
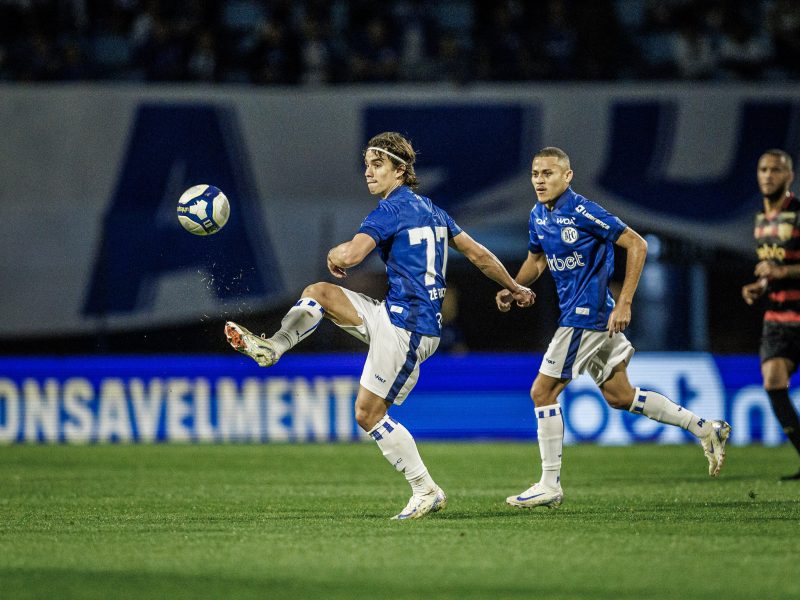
[225,132,534,520]
[497,147,731,509]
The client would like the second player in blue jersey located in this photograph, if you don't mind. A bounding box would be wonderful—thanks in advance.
[498,146,731,511]
[528,187,627,330]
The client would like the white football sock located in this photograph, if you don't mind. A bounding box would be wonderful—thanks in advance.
[368,415,436,495]
[268,298,325,355]
[629,387,711,438]
[536,404,563,489]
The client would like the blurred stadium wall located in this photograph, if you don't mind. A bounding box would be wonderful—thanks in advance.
[1,83,798,444]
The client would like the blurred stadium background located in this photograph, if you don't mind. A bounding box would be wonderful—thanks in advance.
[1,0,799,445]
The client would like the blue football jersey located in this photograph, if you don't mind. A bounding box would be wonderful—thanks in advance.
[358,186,462,336]
[528,187,627,330]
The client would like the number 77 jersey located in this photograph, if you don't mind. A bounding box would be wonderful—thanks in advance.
[358,185,463,336]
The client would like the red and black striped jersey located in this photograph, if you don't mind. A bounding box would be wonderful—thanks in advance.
[754,194,800,325]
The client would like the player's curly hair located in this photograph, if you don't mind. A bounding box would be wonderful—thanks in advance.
[365,132,419,190]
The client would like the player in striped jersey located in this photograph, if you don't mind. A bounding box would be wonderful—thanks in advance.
[225,132,534,518]
[498,147,730,509]
[742,149,800,480]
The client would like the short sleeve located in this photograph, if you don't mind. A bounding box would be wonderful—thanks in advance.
[358,203,399,244]
[528,211,543,253]
[440,208,462,239]
[575,200,627,242]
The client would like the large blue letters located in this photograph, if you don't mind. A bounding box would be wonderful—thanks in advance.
[598,101,800,220]
[84,104,281,316]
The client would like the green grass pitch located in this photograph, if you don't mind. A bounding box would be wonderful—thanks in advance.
[1,443,798,600]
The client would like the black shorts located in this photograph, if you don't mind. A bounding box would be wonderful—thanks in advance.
[760,321,800,368]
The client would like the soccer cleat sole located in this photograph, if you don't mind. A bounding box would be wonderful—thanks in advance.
[506,493,563,509]
[224,322,278,367]
[711,421,731,477]
[430,490,447,514]
[702,420,731,477]
[391,489,447,521]
[224,322,247,352]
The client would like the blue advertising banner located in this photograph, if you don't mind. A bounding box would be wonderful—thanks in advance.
[0,354,792,445]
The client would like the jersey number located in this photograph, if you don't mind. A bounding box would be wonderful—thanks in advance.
[408,226,448,285]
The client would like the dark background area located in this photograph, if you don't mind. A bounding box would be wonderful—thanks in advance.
[1,0,797,84]
[0,0,786,355]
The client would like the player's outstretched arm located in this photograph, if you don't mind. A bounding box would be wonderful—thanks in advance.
[327,233,377,279]
[495,252,546,312]
[450,231,534,308]
[607,227,648,335]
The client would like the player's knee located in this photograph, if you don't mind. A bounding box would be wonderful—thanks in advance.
[531,382,556,407]
[354,408,372,431]
[354,405,381,432]
[763,380,789,392]
[302,282,335,305]
[762,369,789,390]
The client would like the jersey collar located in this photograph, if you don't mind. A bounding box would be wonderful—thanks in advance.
[382,185,408,202]
[765,192,796,217]
[553,187,576,211]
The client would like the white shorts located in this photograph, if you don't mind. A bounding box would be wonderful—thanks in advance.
[335,288,439,405]
[539,326,635,385]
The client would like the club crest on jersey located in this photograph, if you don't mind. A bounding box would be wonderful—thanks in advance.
[561,227,579,244]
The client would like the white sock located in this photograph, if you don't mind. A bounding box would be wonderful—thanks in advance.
[536,404,563,489]
[629,387,711,438]
[268,298,325,355]
[368,415,436,495]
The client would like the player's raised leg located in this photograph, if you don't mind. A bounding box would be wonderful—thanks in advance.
[355,387,446,520]
[507,373,567,509]
[225,282,359,366]
[600,363,731,476]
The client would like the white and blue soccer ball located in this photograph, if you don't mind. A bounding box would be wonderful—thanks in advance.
[177,184,230,235]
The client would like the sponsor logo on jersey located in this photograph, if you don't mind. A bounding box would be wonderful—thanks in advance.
[561,227,578,244]
[757,244,786,261]
[576,204,610,230]
[546,251,585,271]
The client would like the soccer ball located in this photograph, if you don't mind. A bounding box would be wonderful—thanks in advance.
[177,185,230,235]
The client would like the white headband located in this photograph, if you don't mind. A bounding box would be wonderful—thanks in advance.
[367,146,408,165]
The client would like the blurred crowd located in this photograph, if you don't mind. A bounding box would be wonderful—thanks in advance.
[1,0,799,84]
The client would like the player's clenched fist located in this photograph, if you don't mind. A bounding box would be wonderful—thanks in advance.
[741,279,767,305]
[327,253,347,279]
[512,286,535,308]
[497,287,534,312]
